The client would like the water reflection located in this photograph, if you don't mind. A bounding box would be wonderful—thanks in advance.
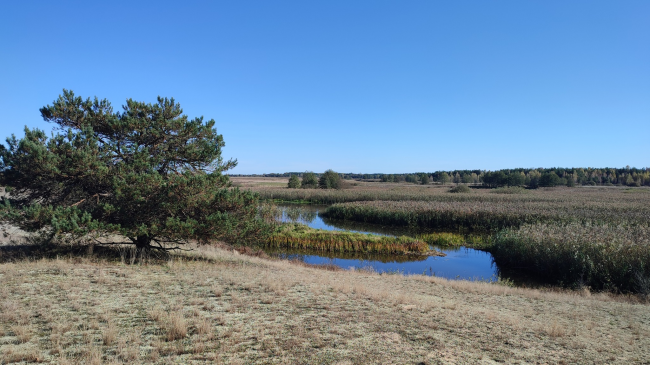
[272,204,501,281]
[282,206,318,224]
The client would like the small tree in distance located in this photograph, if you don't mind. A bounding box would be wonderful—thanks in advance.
[539,172,561,187]
[319,169,341,189]
[419,173,430,185]
[438,173,450,185]
[301,172,318,188]
[0,90,269,252]
[287,175,301,188]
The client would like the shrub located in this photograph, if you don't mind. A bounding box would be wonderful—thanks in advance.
[287,175,301,189]
[539,172,561,187]
[449,185,471,193]
[319,169,341,189]
[419,174,430,185]
[301,172,318,189]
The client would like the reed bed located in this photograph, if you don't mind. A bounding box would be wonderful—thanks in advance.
[491,223,650,293]
[253,184,650,206]
[265,224,433,255]
[323,197,650,231]
[416,232,488,248]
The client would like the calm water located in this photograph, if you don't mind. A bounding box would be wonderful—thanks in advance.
[274,205,500,281]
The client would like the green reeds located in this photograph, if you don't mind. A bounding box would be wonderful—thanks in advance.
[323,198,650,231]
[266,224,433,255]
[491,223,650,292]
[415,232,489,248]
[417,232,464,247]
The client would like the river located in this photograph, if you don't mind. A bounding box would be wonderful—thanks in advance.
[271,205,502,282]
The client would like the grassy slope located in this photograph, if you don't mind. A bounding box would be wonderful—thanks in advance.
[1,246,648,364]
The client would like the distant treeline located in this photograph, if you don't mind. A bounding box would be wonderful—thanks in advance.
[230,166,650,187]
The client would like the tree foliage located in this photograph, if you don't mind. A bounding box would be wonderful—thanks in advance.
[419,173,430,185]
[0,90,269,250]
[539,172,561,187]
[301,172,318,189]
[287,175,301,188]
[319,169,341,189]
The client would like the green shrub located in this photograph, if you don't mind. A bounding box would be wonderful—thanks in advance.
[287,175,301,188]
[449,185,471,193]
[301,172,318,189]
[539,172,561,187]
[319,169,341,189]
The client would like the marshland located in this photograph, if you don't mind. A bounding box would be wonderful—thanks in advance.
[3,173,650,364]
[242,177,650,293]
[2,1,649,363]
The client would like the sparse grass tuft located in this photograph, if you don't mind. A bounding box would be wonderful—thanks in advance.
[103,321,118,346]
[11,325,32,343]
[165,312,188,341]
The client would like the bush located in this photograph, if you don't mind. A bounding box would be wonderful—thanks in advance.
[301,172,318,189]
[419,174,430,185]
[449,185,471,193]
[539,172,561,187]
[287,175,301,189]
[319,169,341,189]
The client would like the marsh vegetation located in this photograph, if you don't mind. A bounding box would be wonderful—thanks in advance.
[244,178,650,293]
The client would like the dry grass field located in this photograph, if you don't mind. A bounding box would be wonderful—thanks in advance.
[1,243,648,364]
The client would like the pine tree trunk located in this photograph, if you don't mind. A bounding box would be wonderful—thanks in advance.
[134,235,151,258]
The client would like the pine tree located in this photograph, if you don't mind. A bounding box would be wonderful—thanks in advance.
[0,90,269,251]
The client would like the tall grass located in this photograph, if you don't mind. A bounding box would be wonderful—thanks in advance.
[253,184,650,205]
[416,232,489,248]
[323,198,650,231]
[265,224,433,255]
[491,223,650,292]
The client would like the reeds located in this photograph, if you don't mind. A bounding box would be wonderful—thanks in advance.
[491,223,650,292]
[266,224,432,255]
[323,197,650,231]
[416,232,488,248]
[416,232,464,247]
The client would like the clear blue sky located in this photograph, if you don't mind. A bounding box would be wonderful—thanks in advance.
[1,1,648,174]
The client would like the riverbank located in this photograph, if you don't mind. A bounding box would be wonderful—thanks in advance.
[0,244,647,364]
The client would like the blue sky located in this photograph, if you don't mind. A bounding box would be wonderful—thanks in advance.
[1,1,648,174]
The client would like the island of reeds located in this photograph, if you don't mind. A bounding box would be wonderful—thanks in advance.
[265,224,443,256]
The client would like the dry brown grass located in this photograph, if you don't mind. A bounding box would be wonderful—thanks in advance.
[164,312,188,341]
[102,321,118,346]
[0,244,648,364]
